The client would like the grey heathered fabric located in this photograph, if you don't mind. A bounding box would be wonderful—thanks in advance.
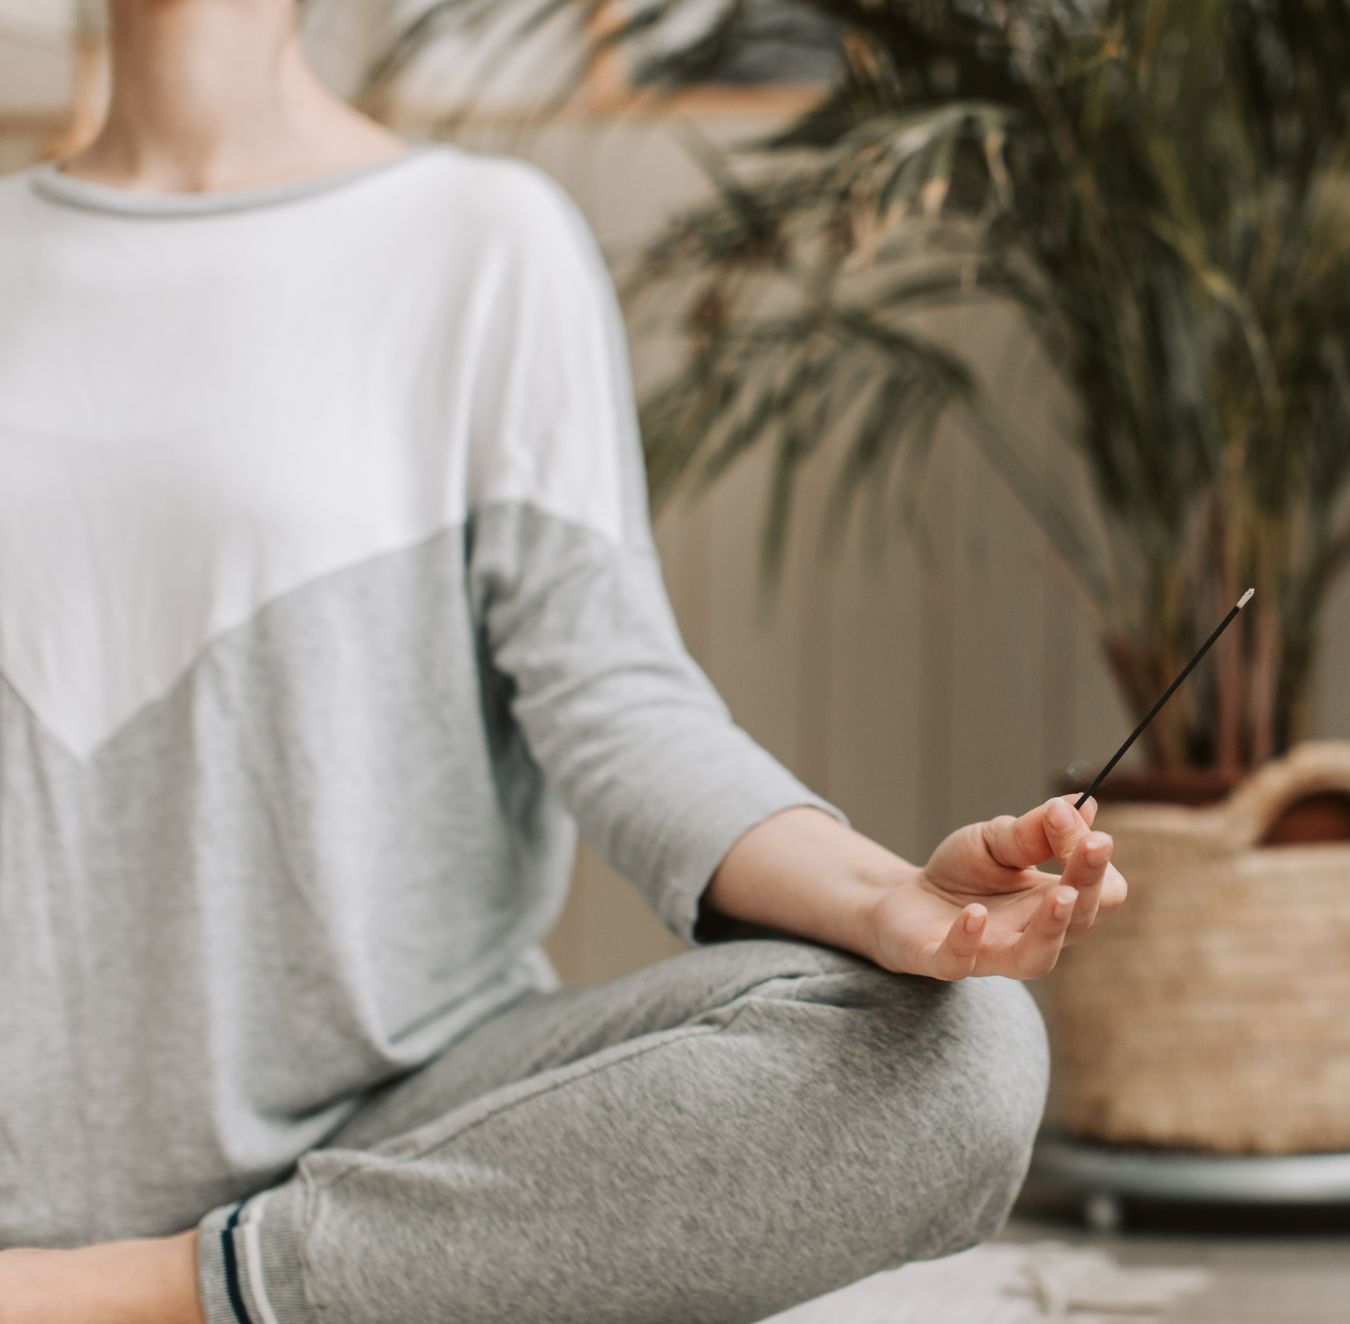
[0,503,846,1250]
[194,935,1052,1323]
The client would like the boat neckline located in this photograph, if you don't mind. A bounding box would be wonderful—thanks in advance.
[27,138,446,218]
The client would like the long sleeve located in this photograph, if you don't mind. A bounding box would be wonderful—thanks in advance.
[464,162,850,945]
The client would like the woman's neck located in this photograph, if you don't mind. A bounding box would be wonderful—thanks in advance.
[59,0,408,194]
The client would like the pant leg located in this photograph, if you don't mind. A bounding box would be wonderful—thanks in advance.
[195,936,1050,1324]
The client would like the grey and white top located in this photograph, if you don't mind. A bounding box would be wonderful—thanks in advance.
[0,139,848,1245]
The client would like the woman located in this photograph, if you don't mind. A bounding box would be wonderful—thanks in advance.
[0,2,1126,1321]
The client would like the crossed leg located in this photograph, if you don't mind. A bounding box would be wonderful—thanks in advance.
[196,936,1051,1324]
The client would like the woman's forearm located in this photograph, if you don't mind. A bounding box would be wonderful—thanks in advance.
[698,805,921,963]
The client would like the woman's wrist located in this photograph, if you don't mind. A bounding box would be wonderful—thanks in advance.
[700,806,922,966]
[841,851,923,967]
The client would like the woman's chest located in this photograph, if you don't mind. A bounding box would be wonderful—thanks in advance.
[0,282,478,761]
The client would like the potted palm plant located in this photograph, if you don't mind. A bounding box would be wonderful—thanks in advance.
[596,0,1350,791]
[383,1,1350,1158]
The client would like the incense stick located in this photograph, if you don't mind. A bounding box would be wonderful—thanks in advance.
[1073,588,1255,811]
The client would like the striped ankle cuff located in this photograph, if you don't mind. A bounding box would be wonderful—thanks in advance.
[196,1181,314,1324]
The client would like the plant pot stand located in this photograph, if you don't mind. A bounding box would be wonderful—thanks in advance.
[1029,1126,1350,1232]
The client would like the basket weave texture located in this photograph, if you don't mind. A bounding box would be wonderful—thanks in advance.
[1045,741,1350,1155]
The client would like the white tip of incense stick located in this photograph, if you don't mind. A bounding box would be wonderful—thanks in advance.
[1238,587,1255,608]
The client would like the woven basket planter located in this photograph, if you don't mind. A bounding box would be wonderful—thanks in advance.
[1044,740,1350,1156]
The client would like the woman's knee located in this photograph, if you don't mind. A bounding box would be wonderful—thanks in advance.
[752,941,1052,1258]
[915,972,1051,1245]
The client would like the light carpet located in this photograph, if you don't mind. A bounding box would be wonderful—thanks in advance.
[760,1240,1212,1322]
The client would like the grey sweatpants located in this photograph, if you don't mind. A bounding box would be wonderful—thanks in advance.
[195,936,1051,1323]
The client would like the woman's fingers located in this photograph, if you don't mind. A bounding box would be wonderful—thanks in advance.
[980,810,1047,869]
[927,841,1124,980]
[1057,829,1113,939]
[982,794,1096,870]
[1042,795,1096,863]
[1011,884,1076,977]
[924,903,988,981]
[1099,862,1128,913]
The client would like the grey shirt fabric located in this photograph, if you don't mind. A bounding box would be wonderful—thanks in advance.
[0,139,848,1246]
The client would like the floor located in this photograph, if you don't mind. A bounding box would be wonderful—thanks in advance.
[999,1178,1350,1322]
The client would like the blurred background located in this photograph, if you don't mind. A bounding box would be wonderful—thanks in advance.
[4,2,1350,1314]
